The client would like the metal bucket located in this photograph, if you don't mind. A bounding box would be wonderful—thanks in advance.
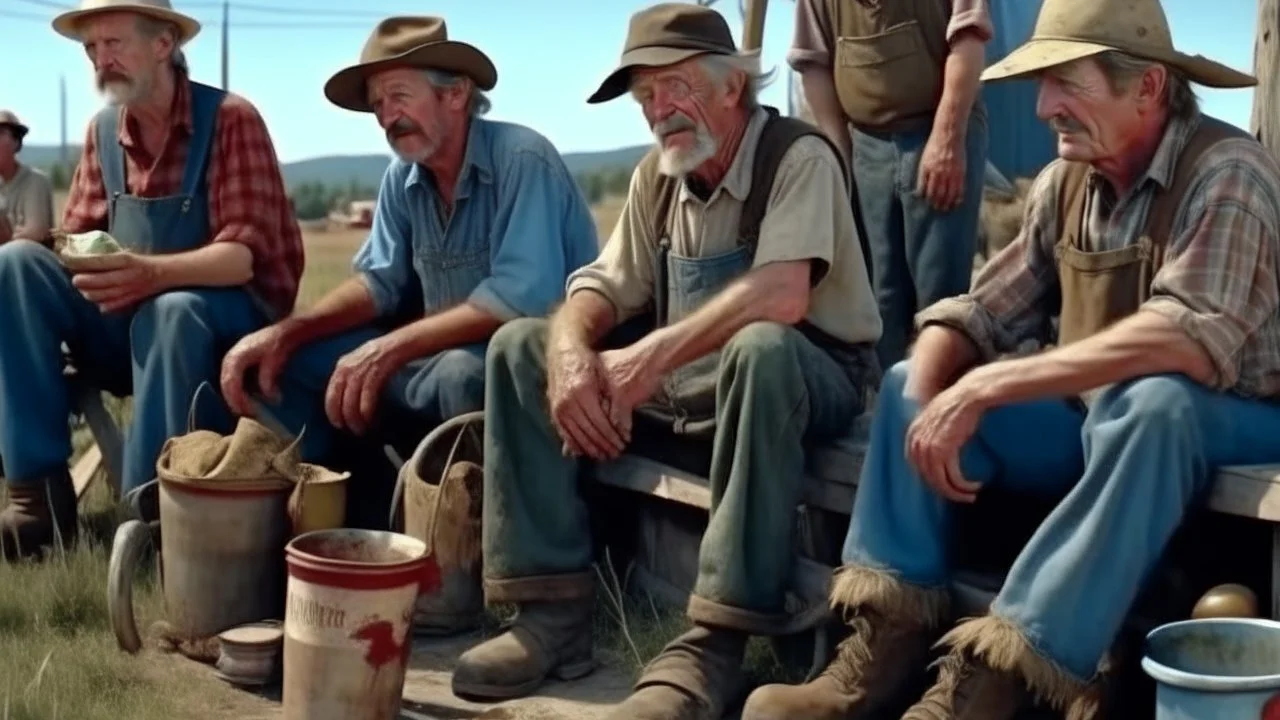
[282,528,441,720]
[1142,617,1280,719]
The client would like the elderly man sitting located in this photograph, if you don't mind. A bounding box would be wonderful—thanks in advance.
[0,111,55,246]
[742,0,1280,719]
[453,4,880,718]
[220,16,599,526]
[0,0,302,557]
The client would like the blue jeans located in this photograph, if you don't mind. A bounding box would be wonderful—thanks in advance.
[853,112,988,369]
[842,360,1280,680]
[0,240,265,494]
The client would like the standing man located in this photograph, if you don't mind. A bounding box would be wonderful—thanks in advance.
[0,0,302,558]
[220,16,600,525]
[789,0,992,367]
[0,111,55,245]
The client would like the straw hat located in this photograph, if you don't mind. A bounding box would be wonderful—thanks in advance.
[982,0,1254,88]
[588,3,738,104]
[0,111,29,143]
[52,0,200,44]
[324,16,498,114]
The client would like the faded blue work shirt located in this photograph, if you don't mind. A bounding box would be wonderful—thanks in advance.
[353,117,600,321]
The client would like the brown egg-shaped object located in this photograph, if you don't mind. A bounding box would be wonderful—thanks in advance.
[1191,583,1260,619]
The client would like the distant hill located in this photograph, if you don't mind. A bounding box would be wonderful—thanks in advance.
[19,142,651,193]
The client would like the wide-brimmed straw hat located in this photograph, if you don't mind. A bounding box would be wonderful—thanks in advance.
[982,0,1254,88]
[588,3,738,104]
[324,16,498,114]
[0,111,29,143]
[52,0,200,44]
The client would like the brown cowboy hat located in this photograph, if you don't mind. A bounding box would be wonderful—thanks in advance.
[52,0,200,44]
[982,0,1254,88]
[588,3,738,105]
[324,16,498,114]
[0,111,29,143]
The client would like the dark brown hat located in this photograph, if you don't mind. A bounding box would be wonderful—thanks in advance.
[588,3,738,104]
[325,16,498,113]
[0,111,29,142]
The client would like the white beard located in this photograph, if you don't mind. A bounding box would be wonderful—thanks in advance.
[656,125,717,177]
[99,76,147,107]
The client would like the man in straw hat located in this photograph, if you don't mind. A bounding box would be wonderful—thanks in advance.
[455,3,880,715]
[220,16,598,526]
[0,111,55,246]
[789,0,992,371]
[744,0,1280,718]
[0,0,303,557]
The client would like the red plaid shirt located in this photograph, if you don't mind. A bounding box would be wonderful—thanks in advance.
[62,73,304,319]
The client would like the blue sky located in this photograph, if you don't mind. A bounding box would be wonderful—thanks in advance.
[0,0,1261,163]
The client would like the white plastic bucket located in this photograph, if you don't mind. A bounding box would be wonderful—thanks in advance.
[281,529,441,720]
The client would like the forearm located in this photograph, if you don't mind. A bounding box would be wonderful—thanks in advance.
[154,242,254,288]
[932,32,986,142]
[12,222,51,243]
[800,68,852,159]
[911,324,981,390]
[384,302,504,360]
[548,290,618,352]
[277,276,380,347]
[965,310,1216,408]
[640,263,809,376]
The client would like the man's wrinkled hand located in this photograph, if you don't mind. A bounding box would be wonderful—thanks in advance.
[324,336,407,436]
[71,251,163,313]
[917,131,966,212]
[905,380,984,503]
[598,343,663,443]
[220,324,297,417]
[547,343,626,461]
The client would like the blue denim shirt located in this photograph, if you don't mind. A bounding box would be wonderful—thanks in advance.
[353,118,600,321]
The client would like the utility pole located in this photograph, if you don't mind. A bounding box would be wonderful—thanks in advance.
[220,0,229,90]
[59,75,67,167]
[1252,0,1278,152]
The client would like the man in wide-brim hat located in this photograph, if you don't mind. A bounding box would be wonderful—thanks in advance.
[0,0,304,559]
[744,0,1280,719]
[0,110,55,246]
[454,3,881,717]
[220,16,598,531]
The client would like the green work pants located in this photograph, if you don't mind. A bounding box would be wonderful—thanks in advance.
[481,318,862,634]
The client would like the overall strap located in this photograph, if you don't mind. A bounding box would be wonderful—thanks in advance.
[634,147,678,325]
[1145,115,1253,247]
[95,106,127,223]
[179,81,227,199]
[1056,161,1091,252]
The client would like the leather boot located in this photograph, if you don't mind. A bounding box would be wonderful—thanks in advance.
[901,652,1030,720]
[451,597,595,700]
[741,565,950,720]
[0,471,78,560]
[604,625,748,720]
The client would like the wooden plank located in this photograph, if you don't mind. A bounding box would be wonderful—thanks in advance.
[77,388,123,499]
[593,455,713,509]
[1252,0,1279,150]
[71,443,103,500]
[1207,464,1280,521]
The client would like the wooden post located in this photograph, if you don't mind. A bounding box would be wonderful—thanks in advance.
[742,0,769,52]
[1252,0,1278,152]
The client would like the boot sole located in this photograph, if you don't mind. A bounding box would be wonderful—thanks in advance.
[451,657,598,701]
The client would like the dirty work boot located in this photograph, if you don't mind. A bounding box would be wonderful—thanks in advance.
[451,598,595,700]
[741,565,950,720]
[902,615,1103,720]
[604,625,748,720]
[0,471,78,560]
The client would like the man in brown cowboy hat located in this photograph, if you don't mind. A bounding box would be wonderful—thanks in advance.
[455,3,880,716]
[0,0,302,558]
[745,0,1280,718]
[789,0,992,371]
[0,110,54,246]
[220,16,598,527]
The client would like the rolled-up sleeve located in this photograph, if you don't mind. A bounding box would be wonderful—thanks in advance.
[1142,172,1280,390]
[565,166,657,323]
[947,0,994,44]
[787,0,834,71]
[352,164,413,318]
[468,151,599,321]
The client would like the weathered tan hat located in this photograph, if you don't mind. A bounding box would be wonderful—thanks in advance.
[52,0,200,44]
[324,16,498,114]
[0,111,29,142]
[982,0,1254,88]
[588,3,738,105]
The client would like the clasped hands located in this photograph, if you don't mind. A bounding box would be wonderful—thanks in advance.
[547,341,660,461]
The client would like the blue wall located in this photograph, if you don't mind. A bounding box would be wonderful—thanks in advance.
[982,0,1059,181]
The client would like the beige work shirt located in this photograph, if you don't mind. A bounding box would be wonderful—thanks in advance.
[0,164,54,241]
[567,108,881,346]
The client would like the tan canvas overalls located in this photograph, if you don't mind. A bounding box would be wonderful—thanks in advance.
[1055,116,1248,349]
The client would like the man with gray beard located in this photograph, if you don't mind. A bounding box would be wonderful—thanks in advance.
[453,4,880,717]
[220,16,598,527]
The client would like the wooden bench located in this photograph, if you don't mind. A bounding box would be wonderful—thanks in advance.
[63,361,124,500]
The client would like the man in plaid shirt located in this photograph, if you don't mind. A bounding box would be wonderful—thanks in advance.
[0,0,302,559]
[745,0,1280,719]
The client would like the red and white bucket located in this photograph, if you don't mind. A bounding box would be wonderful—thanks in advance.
[282,529,441,720]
